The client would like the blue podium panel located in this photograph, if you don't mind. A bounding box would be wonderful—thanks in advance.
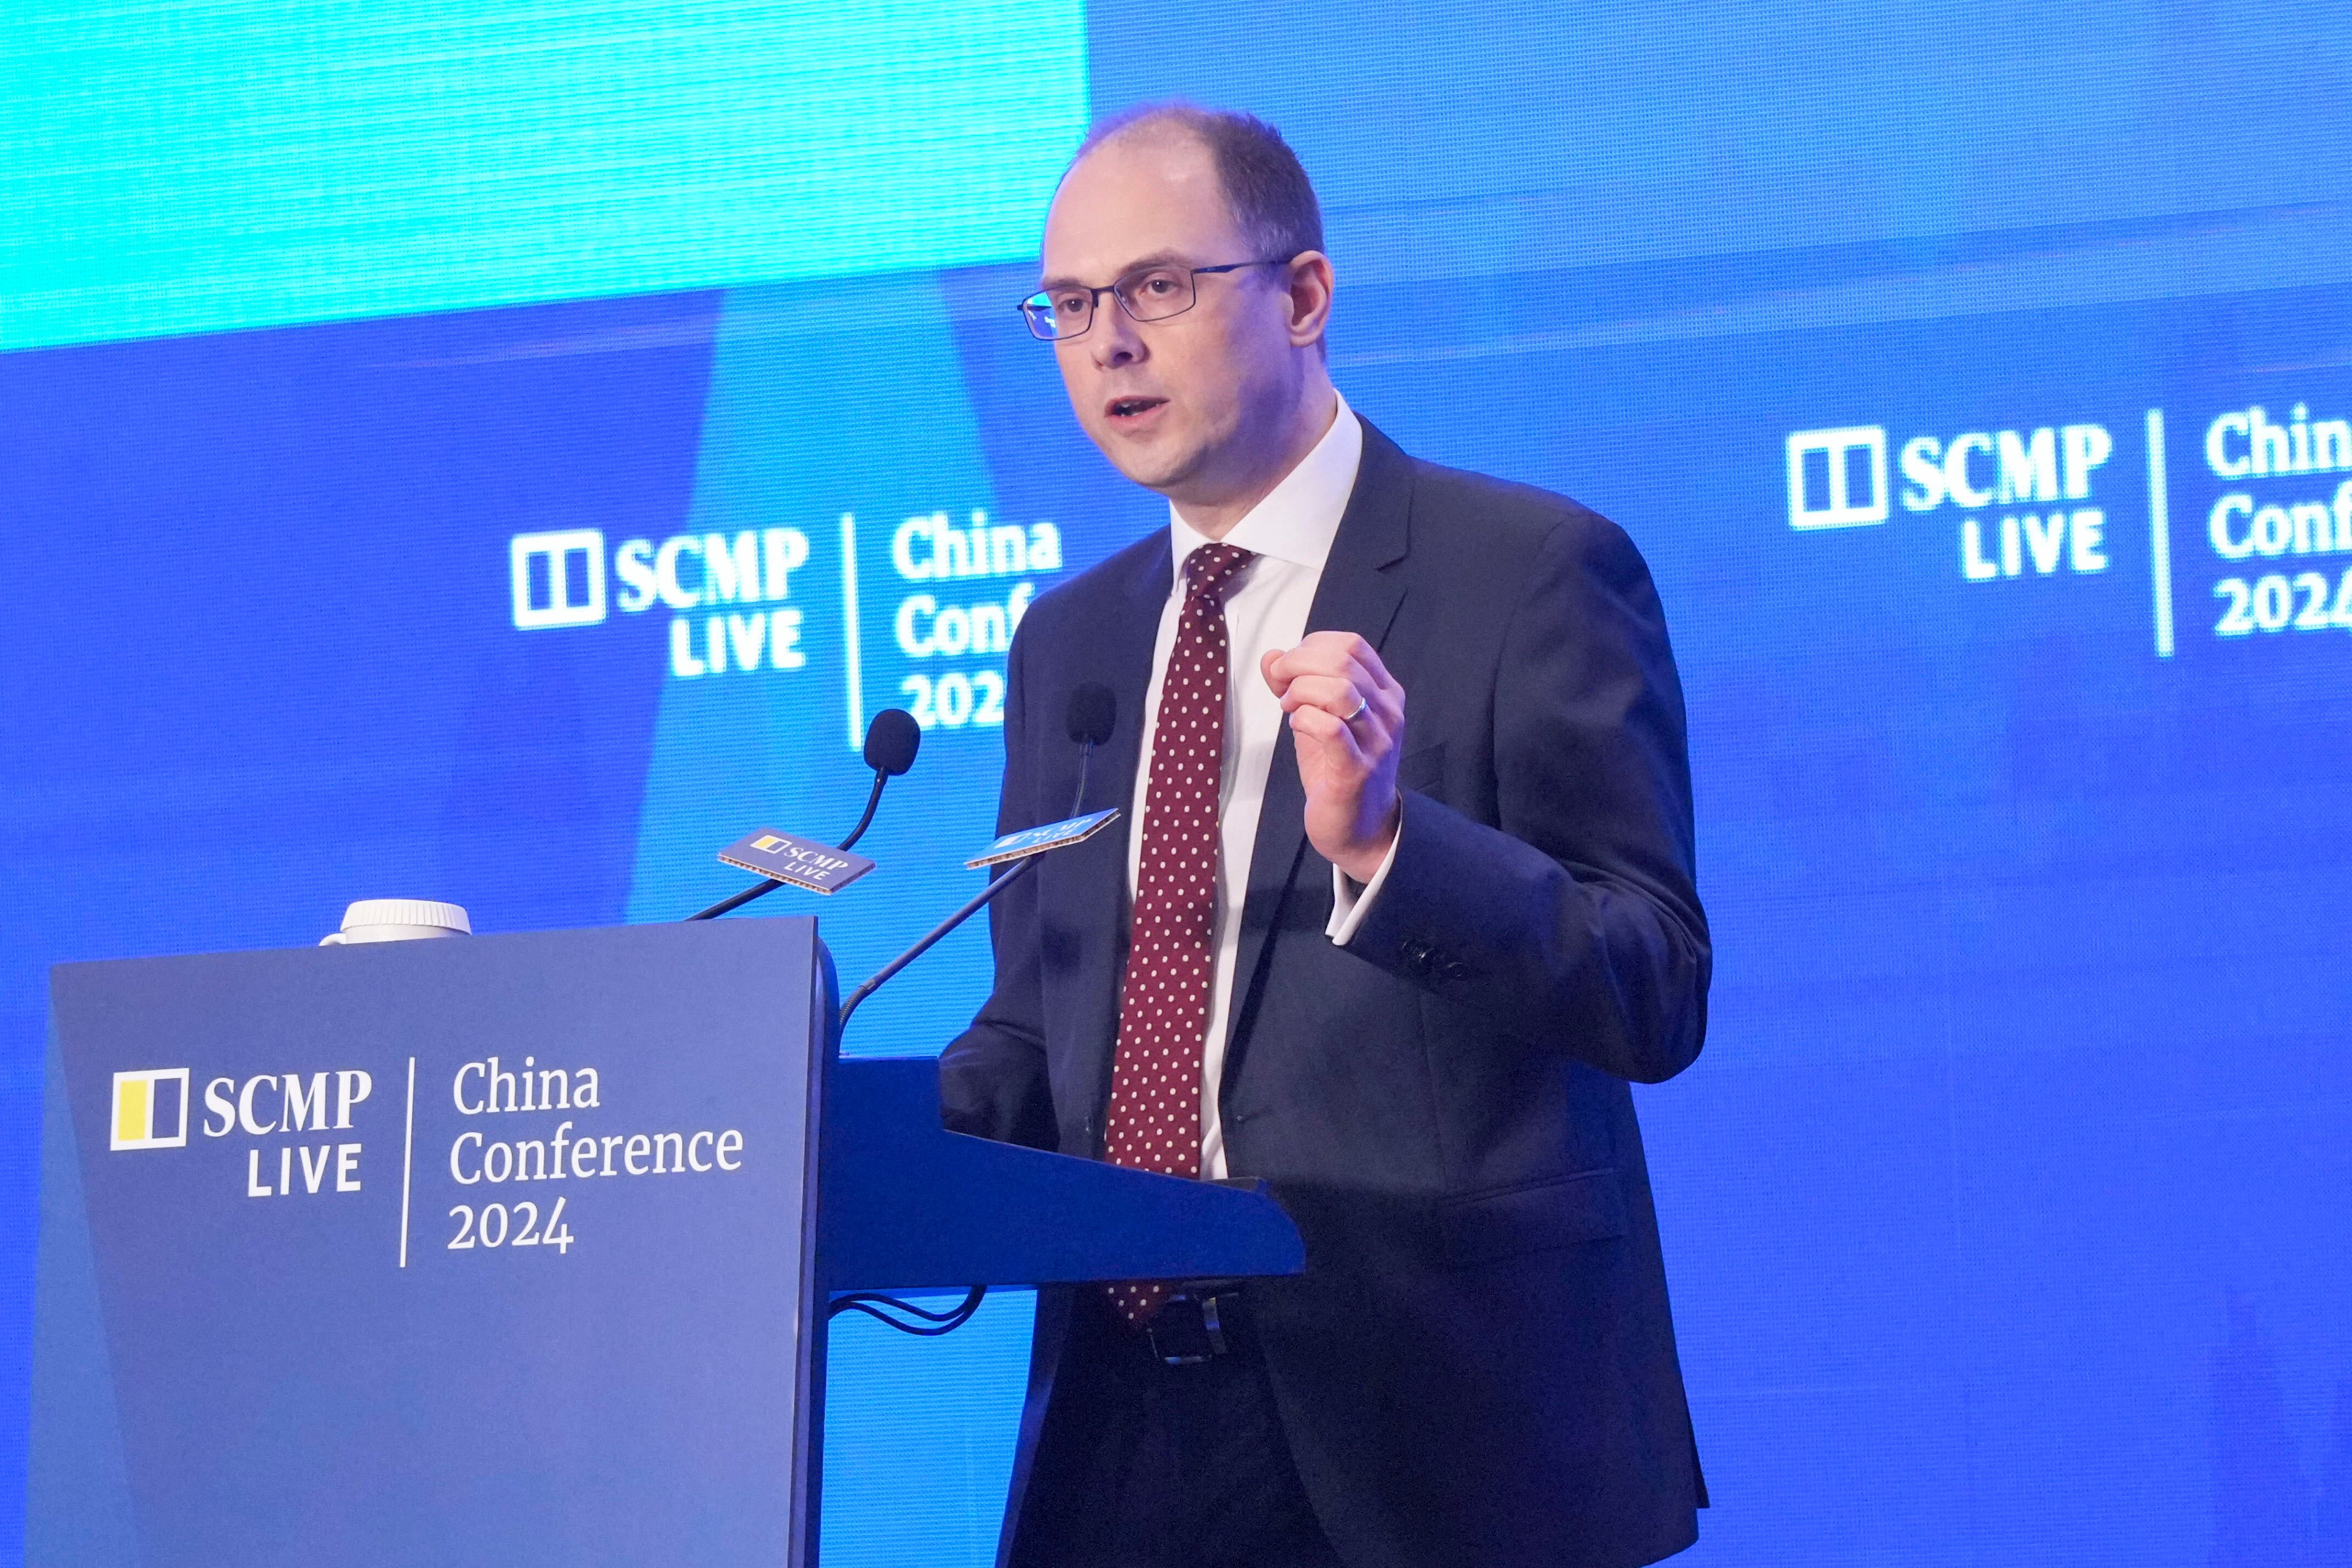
[29,920,831,1568]
[820,1059,1306,1292]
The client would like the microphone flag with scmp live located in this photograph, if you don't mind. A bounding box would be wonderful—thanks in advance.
[965,809,1120,868]
[715,828,875,894]
[686,708,918,920]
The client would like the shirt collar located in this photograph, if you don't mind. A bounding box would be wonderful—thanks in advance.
[1168,392,1364,580]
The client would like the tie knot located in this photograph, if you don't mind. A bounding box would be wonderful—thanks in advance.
[1183,542,1256,609]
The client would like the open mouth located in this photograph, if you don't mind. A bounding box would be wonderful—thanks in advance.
[1105,396,1168,423]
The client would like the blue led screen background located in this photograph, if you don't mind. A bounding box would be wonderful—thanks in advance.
[5,1,2350,1562]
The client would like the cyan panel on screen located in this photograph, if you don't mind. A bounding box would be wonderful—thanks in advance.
[1,0,1086,351]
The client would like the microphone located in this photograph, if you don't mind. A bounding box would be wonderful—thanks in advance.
[841,706,922,851]
[687,709,922,921]
[1065,683,1115,816]
[839,704,1123,1028]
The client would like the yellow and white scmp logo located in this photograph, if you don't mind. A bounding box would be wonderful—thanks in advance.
[111,1068,190,1151]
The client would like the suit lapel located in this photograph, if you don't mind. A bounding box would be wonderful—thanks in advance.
[1045,531,1170,1152]
[1220,422,1414,1084]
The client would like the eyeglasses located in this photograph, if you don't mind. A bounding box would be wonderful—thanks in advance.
[1018,258,1288,342]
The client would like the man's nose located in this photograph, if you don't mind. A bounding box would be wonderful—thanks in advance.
[1091,302,1145,368]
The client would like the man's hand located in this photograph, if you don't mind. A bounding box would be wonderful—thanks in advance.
[1260,632,1405,883]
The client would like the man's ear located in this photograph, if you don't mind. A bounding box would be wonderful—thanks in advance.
[1284,251,1335,348]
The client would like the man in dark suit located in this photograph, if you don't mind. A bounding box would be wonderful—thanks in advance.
[941,102,1709,1568]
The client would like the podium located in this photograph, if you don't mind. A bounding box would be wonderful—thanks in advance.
[26,919,1303,1566]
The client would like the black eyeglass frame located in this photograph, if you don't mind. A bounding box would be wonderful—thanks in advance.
[1017,257,1291,342]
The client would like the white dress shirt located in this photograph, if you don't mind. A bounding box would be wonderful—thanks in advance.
[1126,393,1401,1179]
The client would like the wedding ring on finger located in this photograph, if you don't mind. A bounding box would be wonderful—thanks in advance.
[1342,692,1369,723]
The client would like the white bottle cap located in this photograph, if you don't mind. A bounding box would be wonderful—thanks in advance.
[339,899,471,934]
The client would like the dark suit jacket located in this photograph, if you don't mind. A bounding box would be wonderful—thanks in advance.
[940,420,1710,1568]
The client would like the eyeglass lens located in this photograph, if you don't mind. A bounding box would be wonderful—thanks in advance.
[1024,266,1200,340]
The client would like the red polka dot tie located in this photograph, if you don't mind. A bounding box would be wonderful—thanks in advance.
[1102,541,1256,1328]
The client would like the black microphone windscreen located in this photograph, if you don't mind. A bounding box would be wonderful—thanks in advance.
[1065,683,1117,747]
[863,708,922,777]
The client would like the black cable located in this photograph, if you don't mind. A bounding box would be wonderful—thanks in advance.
[827,1285,987,1335]
[686,876,782,922]
[1069,739,1095,818]
[833,769,891,853]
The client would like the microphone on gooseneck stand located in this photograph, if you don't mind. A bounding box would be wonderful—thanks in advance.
[840,707,923,849]
[1065,682,1117,815]
[839,690,1123,1028]
[686,709,922,920]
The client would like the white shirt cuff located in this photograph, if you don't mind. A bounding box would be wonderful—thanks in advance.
[1325,827,1401,947]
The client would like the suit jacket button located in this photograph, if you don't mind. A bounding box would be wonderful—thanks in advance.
[1400,939,1432,975]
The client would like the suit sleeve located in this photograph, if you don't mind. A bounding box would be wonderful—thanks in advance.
[936,617,1062,1149]
[1341,509,1710,1083]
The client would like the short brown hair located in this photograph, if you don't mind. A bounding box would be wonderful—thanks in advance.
[1073,103,1324,263]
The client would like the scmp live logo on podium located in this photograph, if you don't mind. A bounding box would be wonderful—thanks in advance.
[111,1063,378,1194]
[109,1068,190,1150]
